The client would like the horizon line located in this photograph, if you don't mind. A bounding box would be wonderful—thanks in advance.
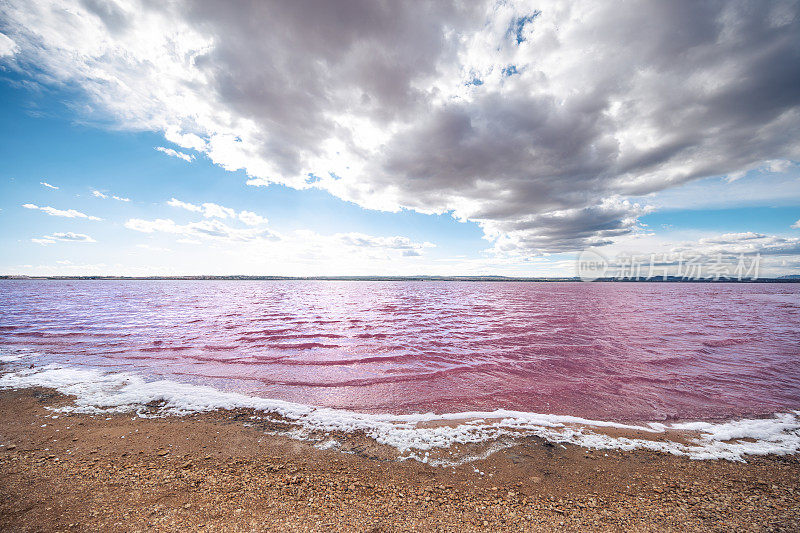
[2,275,799,283]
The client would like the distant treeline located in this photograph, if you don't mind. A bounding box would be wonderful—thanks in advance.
[1,275,799,282]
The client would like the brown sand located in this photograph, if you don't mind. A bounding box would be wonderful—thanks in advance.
[1,387,799,532]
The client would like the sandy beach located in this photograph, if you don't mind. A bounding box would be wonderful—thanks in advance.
[1,386,798,532]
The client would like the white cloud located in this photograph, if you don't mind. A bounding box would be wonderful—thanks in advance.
[725,159,796,182]
[791,219,800,229]
[168,198,268,225]
[125,218,279,242]
[337,232,434,252]
[5,1,800,254]
[577,228,800,278]
[39,181,58,190]
[765,160,794,174]
[674,232,800,257]
[0,32,19,57]
[125,217,434,258]
[165,127,206,152]
[93,190,131,202]
[155,147,195,163]
[238,210,268,226]
[32,232,96,245]
[166,198,202,213]
[167,198,237,219]
[202,203,235,219]
[22,203,102,220]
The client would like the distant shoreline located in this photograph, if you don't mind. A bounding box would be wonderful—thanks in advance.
[1,275,799,282]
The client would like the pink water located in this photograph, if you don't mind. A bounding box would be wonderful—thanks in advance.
[1,280,799,422]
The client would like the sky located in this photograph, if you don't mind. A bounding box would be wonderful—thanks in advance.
[0,0,799,277]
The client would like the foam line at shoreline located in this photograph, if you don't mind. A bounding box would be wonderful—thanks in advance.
[1,364,799,463]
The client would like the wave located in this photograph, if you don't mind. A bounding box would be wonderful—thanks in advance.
[1,362,799,464]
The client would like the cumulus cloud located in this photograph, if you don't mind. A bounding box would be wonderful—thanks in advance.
[39,181,58,190]
[32,232,96,244]
[22,203,102,220]
[792,219,800,229]
[487,198,650,255]
[5,0,800,254]
[155,147,194,162]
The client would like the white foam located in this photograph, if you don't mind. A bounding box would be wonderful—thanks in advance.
[2,364,799,463]
[0,348,40,363]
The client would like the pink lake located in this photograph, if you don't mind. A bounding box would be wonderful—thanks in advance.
[1,280,799,422]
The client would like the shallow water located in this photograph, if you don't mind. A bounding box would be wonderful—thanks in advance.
[1,280,798,422]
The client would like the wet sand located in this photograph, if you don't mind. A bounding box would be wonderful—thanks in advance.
[1,387,799,531]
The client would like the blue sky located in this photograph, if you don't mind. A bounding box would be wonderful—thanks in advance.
[1,1,799,277]
[0,75,494,276]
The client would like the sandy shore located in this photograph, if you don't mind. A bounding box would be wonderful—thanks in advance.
[1,387,799,531]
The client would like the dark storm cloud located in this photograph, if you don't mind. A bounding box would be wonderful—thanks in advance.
[180,0,482,176]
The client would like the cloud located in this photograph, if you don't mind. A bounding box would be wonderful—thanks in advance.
[5,1,800,254]
[155,147,194,163]
[125,217,434,256]
[0,32,18,57]
[202,203,235,219]
[167,197,261,223]
[337,232,434,252]
[675,232,800,257]
[92,190,130,201]
[725,159,796,182]
[237,210,268,226]
[39,181,58,190]
[579,230,800,279]
[166,198,203,213]
[486,198,650,255]
[22,203,102,220]
[168,198,268,225]
[124,218,279,242]
[765,160,795,174]
[792,219,800,229]
[32,231,96,244]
